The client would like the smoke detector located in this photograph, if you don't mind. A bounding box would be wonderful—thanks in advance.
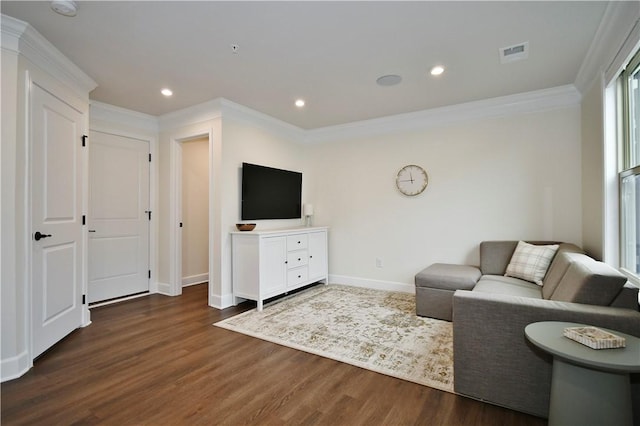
[51,1,77,17]
[500,42,529,64]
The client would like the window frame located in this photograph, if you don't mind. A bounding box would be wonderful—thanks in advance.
[618,48,640,281]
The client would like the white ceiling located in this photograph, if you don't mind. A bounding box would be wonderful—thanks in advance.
[1,1,609,129]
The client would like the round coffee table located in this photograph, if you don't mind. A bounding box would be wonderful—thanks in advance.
[525,321,640,426]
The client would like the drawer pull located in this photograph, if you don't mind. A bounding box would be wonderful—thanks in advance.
[298,275,301,278]
[298,241,301,244]
[298,258,301,261]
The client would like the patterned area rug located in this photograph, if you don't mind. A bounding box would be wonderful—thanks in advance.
[214,284,454,393]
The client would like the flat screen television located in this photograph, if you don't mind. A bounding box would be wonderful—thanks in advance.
[241,162,302,220]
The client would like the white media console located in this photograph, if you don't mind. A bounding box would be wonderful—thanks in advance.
[231,226,329,310]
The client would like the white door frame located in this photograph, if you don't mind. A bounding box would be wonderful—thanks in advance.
[169,129,214,299]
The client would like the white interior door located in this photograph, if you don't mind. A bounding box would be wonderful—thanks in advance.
[88,131,150,303]
[31,83,85,358]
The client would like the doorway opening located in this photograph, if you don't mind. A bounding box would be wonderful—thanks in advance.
[170,131,213,300]
[180,137,210,288]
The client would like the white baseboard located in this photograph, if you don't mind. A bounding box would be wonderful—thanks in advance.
[157,281,172,295]
[209,292,235,309]
[1,350,31,383]
[329,274,415,294]
[182,273,208,287]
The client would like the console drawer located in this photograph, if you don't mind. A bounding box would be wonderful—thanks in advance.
[288,267,309,287]
[287,234,308,250]
[287,250,309,269]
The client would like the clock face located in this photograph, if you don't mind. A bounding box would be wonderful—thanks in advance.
[396,165,428,196]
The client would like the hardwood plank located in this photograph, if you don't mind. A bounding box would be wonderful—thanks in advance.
[1,284,545,425]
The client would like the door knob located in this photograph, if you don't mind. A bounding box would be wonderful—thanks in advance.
[34,231,52,241]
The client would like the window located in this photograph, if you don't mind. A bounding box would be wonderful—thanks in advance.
[619,49,640,277]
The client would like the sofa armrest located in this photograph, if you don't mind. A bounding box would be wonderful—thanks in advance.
[452,290,640,418]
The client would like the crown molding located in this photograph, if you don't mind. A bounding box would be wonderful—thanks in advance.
[1,14,27,53]
[574,2,640,92]
[1,14,97,96]
[304,85,581,144]
[93,85,580,145]
[218,98,306,142]
[604,18,640,85]
[158,97,305,141]
[158,98,223,132]
[90,101,159,135]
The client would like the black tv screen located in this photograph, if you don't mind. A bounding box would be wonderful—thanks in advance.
[241,162,302,220]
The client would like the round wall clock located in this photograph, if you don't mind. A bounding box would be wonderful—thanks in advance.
[396,164,429,196]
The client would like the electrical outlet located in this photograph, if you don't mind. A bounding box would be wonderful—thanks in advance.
[376,258,383,268]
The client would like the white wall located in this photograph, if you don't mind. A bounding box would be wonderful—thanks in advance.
[1,41,24,376]
[581,80,605,260]
[308,105,583,290]
[181,138,209,284]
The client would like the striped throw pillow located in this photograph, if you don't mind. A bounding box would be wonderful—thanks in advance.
[505,241,559,285]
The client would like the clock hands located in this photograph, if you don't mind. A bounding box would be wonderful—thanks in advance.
[399,172,415,184]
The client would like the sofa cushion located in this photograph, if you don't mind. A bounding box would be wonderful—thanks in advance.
[479,240,559,275]
[480,241,520,275]
[550,254,628,306]
[505,241,559,285]
[610,283,640,310]
[541,244,585,299]
[473,275,543,299]
[415,263,481,291]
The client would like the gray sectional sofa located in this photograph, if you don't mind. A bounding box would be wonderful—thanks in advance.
[415,241,640,420]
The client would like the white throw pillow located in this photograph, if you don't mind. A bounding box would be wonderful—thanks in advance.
[505,241,559,285]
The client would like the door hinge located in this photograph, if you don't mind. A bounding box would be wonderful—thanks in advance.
[82,294,86,305]
[145,210,152,220]
[82,135,87,147]
[148,270,151,279]
[149,153,151,162]
[82,215,86,225]
[179,222,183,228]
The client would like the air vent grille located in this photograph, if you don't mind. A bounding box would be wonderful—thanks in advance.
[500,42,529,64]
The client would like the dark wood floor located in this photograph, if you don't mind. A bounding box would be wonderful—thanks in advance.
[1,284,546,425]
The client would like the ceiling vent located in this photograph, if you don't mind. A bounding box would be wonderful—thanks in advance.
[500,42,529,64]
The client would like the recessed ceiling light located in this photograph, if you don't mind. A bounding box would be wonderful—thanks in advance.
[161,88,173,97]
[50,0,77,17]
[295,99,305,108]
[376,74,402,86]
[430,66,445,76]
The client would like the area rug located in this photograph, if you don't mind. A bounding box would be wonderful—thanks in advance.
[214,284,454,393]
